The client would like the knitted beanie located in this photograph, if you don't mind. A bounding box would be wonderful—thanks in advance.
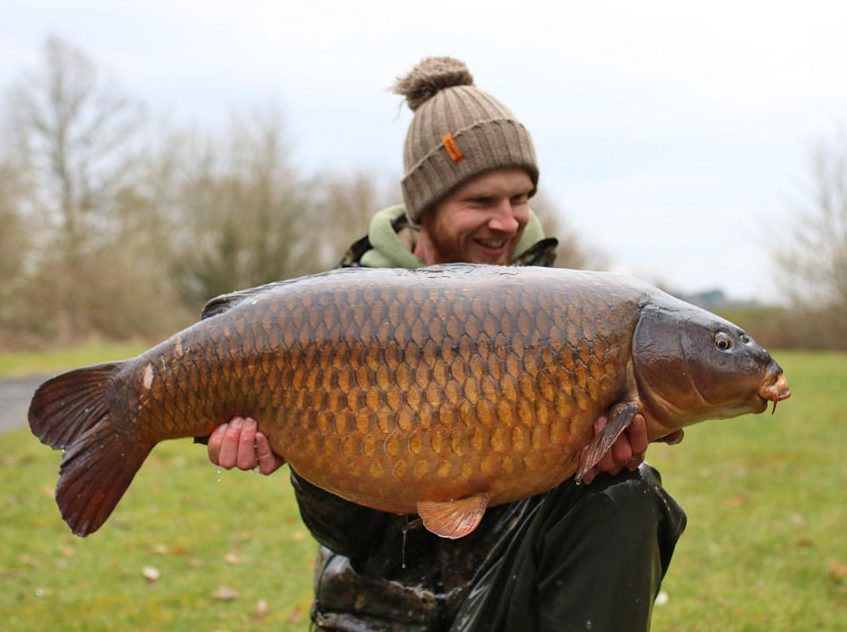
[393,57,539,223]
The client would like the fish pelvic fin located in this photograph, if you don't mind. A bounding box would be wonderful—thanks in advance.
[57,421,153,536]
[575,401,640,483]
[29,362,122,449]
[28,362,153,536]
[417,492,489,539]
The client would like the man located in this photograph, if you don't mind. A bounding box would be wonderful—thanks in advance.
[207,57,686,631]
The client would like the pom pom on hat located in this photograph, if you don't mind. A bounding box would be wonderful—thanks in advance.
[392,56,474,111]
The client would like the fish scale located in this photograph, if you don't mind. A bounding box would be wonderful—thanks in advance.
[28,264,790,538]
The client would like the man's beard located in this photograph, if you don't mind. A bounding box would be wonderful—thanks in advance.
[423,215,515,265]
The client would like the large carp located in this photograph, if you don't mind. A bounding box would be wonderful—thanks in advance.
[29,265,790,539]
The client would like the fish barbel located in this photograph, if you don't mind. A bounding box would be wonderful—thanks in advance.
[29,265,790,538]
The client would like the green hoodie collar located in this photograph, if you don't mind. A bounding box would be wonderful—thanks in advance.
[360,205,546,269]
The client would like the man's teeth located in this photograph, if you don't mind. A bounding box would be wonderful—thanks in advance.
[478,239,505,248]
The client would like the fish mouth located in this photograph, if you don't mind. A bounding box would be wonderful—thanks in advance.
[757,371,791,413]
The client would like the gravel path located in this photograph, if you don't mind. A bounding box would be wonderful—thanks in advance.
[0,376,47,433]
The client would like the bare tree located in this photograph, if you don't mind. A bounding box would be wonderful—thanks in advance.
[7,37,145,248]
[772,139,847,348]
[0,151,35,347]
[0,157,30,281]
[5,36,147,340]
[315,170,397,268]
[166,109,322,309]
[530,190,605,269]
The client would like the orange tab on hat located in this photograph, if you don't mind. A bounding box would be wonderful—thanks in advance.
[442,133,465,163]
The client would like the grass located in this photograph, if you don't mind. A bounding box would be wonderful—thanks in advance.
[649,351,847,631]
[0,343,148,378]
[1,348,845,630]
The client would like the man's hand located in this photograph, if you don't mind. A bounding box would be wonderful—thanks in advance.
[208,417,285,476]
[579,414,685,484]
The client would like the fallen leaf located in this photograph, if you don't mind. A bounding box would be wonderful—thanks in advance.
[722,494,750,508]
[289,531,306,542]
[256,599,270,621]
[59,546,76,558]
[287,605,304,624]
[213,586,240,601]
[790,513,805,527]
[224,552,241,565]
[39,485,53,498]
[829,559,847,581]
[19,554,39,567]
[795,539,815,549]
[150,543,169,555]
[142,566,161,583]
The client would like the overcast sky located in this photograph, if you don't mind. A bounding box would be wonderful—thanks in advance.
[3,0,846,302]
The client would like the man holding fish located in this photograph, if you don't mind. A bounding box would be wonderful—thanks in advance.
[208,57,688,631]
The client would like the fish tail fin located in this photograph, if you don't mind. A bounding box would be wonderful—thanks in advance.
[57,421,153,536]
[28,362,153,536]
[29,362,122,449]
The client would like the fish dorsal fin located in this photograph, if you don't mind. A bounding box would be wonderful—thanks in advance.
[575,401,640,483]
[417,492,489,539]
[199,268,386,320]
[200,283,283,320]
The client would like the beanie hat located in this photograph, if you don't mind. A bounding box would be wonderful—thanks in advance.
[393,57,539,223]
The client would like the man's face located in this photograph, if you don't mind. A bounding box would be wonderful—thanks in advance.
[418,168,533,265]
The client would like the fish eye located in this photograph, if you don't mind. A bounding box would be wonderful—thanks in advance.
[715,332,733,351]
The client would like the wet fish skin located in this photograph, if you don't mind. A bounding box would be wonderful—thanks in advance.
[28,265,789,538]
[116,266,637,510]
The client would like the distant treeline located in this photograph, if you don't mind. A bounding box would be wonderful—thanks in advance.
[0,38,844,350]
[0,38,592,350]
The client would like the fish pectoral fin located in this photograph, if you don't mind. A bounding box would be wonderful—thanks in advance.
[417,493,490,539]
[575,401,640,483]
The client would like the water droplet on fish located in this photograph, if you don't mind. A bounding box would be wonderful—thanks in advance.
[585,620,592,630]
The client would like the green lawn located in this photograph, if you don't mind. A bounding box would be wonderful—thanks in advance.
[649,351,847,631]
[0,342,148,378]
[1,350,845,630]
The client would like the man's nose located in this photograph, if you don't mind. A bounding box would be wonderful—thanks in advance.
[488,201,520,233]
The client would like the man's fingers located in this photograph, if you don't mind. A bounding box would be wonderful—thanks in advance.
[256,432,284,475]
[594,450,616,474]
[611,435,632,464]
[627,415,649,455]
[236,418,259,470]
[594,415,608,435]
[207,423,227,465]
[218,417,244,469]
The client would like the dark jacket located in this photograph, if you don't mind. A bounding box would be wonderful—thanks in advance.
[294,207,686,631]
